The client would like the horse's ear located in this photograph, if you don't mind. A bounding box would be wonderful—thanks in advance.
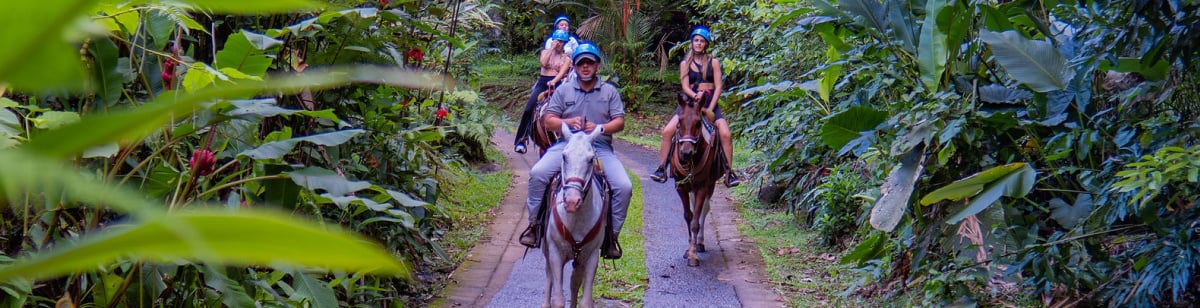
[678,93,688,106]
[587,124,604,140]
[560,119,573,137]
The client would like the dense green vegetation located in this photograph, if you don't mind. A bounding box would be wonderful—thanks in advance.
[0,0,500,306]
[704,0,1200,306]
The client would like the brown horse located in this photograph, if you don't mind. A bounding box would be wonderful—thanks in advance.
[530,89,561,157]
[669,93,723,267]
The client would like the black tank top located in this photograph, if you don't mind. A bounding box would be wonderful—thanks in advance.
[687,58,715,86]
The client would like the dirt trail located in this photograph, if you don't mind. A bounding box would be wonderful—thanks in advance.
[435,129,783,307]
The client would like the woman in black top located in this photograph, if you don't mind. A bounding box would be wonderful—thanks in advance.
[650,26,741,187]
[514,29,572,154]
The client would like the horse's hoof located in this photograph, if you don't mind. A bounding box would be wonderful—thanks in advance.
[688,259,700,267]
[696,244,706,252]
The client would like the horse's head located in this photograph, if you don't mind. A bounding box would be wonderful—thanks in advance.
[675,93,706,160]
[558,122,603,213]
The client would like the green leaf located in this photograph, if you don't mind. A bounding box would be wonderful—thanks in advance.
[943,164,1037,224]
[0,0,93,91]
[1048,194,1093,228]
[81,143,119,158]
[87,36,126,107]
[981,5,1014,31]
[239,129,364,160]
[978,84,1033,103]
[818,46,844,103]
[0,149,164,215]
[841,231,886,266]
[286,167,371,197]
[820,106,887,151]
[0,209,410,282]
[216,31,275,77]
[386,189,429,208]
[870,143,926,232]
[917,0,950,91]
[31,111,81,129]
[221,99,335,122]
[1098,57,1170,81]
[185,0,324,14]
[291,270,338,308]
[980,30,1074,92]
[885,0,916,53]
[182,62,218,91]
[921,163,1028,205]
[22,66,449,159]
[841,0,888,36]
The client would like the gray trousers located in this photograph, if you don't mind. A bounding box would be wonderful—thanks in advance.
[527,142,633,235]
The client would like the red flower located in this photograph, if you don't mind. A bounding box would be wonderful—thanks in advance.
[162,58,176,89]
[190,149,216,176]
[436,108,449,120]
[406,47,424,67]
[381,0,390,6]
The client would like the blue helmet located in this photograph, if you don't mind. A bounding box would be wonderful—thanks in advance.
[554,15,570,26]
[691,26,711,42]
[572,42,602,64]
[550,29,570,42]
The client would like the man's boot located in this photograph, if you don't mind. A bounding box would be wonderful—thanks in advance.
[601,233,622,259]
[650,163,668,183]
[601,210,621,259]
[519,223,540,248]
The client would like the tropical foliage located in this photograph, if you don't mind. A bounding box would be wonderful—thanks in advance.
[700,0,1200,305]
[1,0,500,306]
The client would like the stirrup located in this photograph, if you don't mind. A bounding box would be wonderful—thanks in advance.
[601,235,622,259]
[519,224,540,248]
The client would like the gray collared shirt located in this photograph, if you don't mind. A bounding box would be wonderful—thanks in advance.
[545,79,626,146]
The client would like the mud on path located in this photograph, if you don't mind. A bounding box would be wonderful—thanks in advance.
[433,128,783,307]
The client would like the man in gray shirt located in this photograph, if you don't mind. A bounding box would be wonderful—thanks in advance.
[518,42,632,259]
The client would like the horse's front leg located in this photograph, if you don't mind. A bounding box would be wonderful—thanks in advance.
[573,246,600,308]
[677,188,698,264]
[685,189,702,267]
[544,244,566,308]
[695,185,715,253]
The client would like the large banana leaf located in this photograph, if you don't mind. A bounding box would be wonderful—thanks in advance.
[919,163,1037,224]
[239,129,366,161]
[0,0,322,91]
[24,67,448,159]
[917,0,951,91]
[820,106,887,153]
[870,143,926,232]
[0,209,410,282]
[980,30,1074,92]
[841,0,888,37]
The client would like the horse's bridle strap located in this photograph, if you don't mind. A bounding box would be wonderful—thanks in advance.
[551,187,607,255]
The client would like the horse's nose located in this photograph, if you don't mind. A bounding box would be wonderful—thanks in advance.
[564,190,582,212]
[679,144,695,158]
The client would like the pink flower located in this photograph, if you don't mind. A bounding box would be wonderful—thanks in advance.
[436,108,448,120]
[190,149,216,176]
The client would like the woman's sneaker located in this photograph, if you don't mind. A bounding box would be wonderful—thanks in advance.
[514,143,527,154]
[724,171,742,187]
[650,165,667,183]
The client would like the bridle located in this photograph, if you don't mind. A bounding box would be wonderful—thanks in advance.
[550,150,605,256]
[673,100,705,186]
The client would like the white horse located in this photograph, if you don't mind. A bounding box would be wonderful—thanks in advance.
[542,123,607,308]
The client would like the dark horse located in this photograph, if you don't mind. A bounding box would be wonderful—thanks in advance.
[669,93,723,267]
[530,89,561,157]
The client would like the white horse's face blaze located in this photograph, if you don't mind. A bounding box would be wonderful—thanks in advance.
[559,123,602,213]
